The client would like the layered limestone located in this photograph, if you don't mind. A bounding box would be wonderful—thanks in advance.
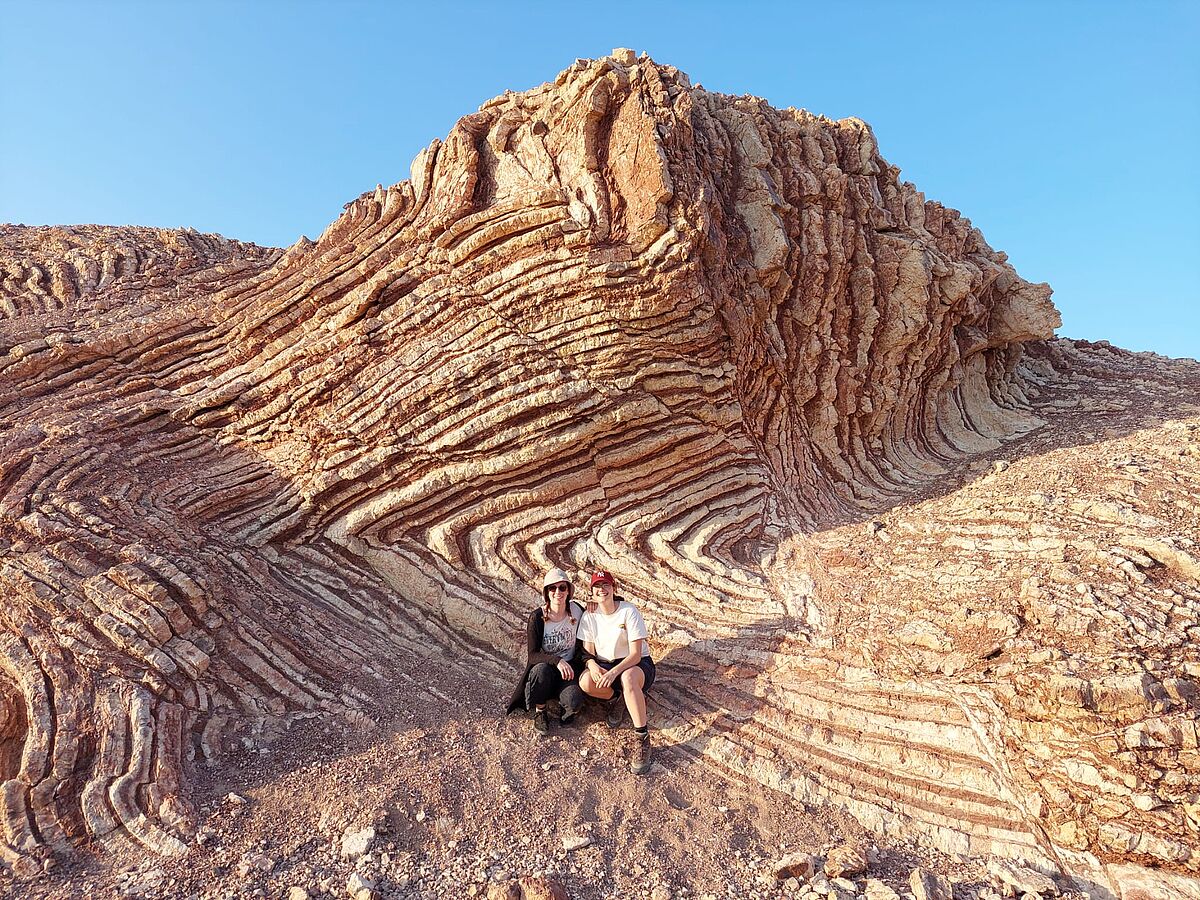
[1,52,1197,898]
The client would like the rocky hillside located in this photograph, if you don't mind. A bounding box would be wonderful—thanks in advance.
[1,51,1197,899]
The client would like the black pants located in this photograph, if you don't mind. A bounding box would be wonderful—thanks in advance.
[526,662,585,714]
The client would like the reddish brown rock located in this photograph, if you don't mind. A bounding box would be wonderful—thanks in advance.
[0,51,1197,900]
[517,876,569,900]
[772,850,817,881]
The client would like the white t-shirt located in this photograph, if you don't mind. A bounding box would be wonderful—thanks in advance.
[540,605,581,662]
[578,601,650,662]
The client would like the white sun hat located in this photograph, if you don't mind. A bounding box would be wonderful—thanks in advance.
[541,567,573,600]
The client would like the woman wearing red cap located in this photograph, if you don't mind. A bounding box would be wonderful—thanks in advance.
[505,567,586,735]
[578,570,656,774]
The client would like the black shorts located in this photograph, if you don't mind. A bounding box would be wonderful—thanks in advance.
[596,656,656,692]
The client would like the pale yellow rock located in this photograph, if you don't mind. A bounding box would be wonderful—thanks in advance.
[910,868,952,900]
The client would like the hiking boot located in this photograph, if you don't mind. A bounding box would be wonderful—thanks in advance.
[606,698,626,729]
[630,731,652,775]
[532,708,549,735]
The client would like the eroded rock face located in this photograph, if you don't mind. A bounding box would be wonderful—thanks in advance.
[0,52,1197,899]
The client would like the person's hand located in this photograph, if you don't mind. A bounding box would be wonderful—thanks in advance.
[597,669,618,690]
[585,601,598,614]
[556,659,574,681]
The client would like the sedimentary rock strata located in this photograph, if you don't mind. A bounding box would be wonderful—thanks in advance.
[1,51,1197,898]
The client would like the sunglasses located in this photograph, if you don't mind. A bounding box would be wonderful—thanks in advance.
[548,584,570,593]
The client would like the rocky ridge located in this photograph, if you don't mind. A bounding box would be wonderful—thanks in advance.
[1,50,1197,899]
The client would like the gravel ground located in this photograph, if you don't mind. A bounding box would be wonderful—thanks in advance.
[5,667,1036,900]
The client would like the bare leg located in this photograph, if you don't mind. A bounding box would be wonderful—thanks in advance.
[620,666,647,728]
[580,669,615,701]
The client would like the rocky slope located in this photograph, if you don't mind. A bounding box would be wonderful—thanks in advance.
[1,51,1197,899]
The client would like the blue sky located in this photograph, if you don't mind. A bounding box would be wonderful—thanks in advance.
[3,1,1197,358]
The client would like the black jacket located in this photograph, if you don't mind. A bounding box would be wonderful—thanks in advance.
[505,601,584,714]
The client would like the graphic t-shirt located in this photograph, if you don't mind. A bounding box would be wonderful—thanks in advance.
[540,604,581,661]
[578,601,650,662]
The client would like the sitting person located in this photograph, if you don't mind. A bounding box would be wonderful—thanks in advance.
[578,570,656,774]
[505,567,586,734]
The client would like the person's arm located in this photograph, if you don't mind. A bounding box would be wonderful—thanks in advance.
[524,610,559,667]
[553,604,579,680]
[582,639,606,682]
[577,612,596,668]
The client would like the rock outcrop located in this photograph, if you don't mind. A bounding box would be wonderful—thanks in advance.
[1,52,1197,899]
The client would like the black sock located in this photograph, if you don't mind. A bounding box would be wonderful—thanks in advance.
[634,725,648,736]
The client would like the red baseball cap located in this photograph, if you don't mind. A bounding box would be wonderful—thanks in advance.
[590,570,615,588]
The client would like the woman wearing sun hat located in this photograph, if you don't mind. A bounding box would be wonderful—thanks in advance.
[577,569,656,774]
[505,567,586,734]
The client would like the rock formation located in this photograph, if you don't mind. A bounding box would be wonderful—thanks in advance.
[1,51,1197,898]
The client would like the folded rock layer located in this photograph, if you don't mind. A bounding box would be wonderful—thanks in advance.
[1,52,1198,898]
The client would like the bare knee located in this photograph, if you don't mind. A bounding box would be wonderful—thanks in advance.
[620,667,645,694]
[580,671,609,697]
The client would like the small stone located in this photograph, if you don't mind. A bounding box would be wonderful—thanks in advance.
[489,876,568,900]
[562,833,593,852]
[772,851,816,881]
[340,826,377,859]
[347,872,376,899]
[236,852,275,878]
[862,879,901,900]
[224,792,248,806]
[123,868,164,894]
[987,860,1060,897]
[288,889,311,900]
[824,843,868,879]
